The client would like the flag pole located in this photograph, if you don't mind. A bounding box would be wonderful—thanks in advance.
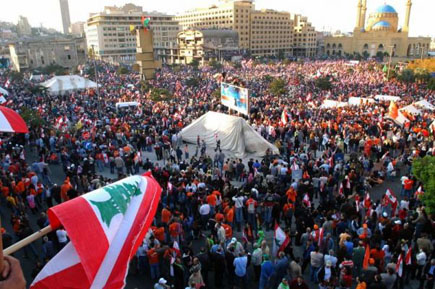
[0,217,4,274]
[3,225,53,256]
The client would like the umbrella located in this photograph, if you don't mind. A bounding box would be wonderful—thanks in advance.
[0,106,28,133]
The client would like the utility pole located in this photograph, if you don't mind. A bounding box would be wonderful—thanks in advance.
[91,45,101,117]
[387,45,394,79]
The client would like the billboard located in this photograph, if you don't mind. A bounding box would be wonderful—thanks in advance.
[220,82,249,115]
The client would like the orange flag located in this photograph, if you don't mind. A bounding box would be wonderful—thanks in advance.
[388,101,398,119]
[363,244,371,269]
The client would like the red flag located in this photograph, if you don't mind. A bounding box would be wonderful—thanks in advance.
[405,247,412,265]
[363,244,370,269]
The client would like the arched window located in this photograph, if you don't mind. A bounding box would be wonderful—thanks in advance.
[326,50,330,55]
[332,43,336,49]
[378,44,384,50]
[332,50,336,55]
[338,43,343,49]
[363,43,368,49]
[326,43,330,48]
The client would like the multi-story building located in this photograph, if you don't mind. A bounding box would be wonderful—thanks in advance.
[174,0,316,57]
[69,22,85,36]
[59,0,72,35]
[177,29,239,64]
[85,4,180,64]
[9,37,86,72]
[17,16,32,36]
[324,0,431,58]
[292,15,317,57]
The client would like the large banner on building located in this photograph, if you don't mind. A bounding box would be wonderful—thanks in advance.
[220,82,249,116]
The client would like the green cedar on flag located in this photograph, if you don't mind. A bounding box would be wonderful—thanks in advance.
[30,174,162,289]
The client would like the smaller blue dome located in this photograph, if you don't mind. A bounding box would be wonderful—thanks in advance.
[376,4,397,13]
[372,21,391,29]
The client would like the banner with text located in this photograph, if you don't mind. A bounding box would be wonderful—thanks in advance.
[220,82,249,116]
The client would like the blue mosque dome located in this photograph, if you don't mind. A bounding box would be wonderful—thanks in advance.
[372,21,391,29]
[375,4,397,13]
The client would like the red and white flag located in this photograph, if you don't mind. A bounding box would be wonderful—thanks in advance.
[405,247,412,265]
[303,193,311,208]
[31,174,162,289]
[272,224,290,257]
[338,183,344,197]
[4,78,11,88]
[415,186,424,199]
[396,253,404,277]
[281,107,288,125]
[384,189,398,216]
[364,192,371,209]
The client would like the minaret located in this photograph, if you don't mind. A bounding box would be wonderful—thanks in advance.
[355,0,362,30]
[360,0,367,29]
[403,0,412,33]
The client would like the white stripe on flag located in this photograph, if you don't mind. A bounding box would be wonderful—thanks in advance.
[90,177,150,288]
[32,243,81,285]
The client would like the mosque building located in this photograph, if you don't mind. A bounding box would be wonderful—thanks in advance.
[324,0,430,58]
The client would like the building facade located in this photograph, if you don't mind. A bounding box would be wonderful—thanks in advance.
[292,14,317,57]
[59,0,71,35]
[9,37,86,72]
[17,16,31,36]
[85,4,180,64]
[324,0,431,58]
[177,29,239,64]
[174,0,316,57]
[69,22,85,36]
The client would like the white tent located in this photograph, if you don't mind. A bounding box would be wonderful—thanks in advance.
[414,99,435,111]
[375,95,401,102]
[348,97,375,106]
[320,99,348,109]
[0,87,9,96]
[179,111,279,158]
[41,75,98,94]
[400,104,422,115]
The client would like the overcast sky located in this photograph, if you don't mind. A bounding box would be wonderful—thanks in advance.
[2,0,434,37]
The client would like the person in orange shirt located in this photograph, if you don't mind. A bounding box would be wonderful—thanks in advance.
[286,187,297,203]
[215,211,225,223]
[169,221,182,243]
[283,201,294,227]
[222,222,233,239]
[226,205,234,228]
[246,196,257,231]
[152,226,165,243]
[161,206,172,226]
[206,192,217,215]
[60,178,72,203]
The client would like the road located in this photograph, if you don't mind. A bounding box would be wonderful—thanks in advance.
[1,145,418,289]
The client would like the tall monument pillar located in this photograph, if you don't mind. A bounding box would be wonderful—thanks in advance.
[403,0,412,33]
[135,28,160,80]
[355,0,362,30]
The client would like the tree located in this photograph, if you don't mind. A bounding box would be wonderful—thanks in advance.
[117,66,129,75]
[209,59,222,70]
[315,77,332,90]
[190,58,200,69]
[412,156,435,214]
[150,88,171,102]
[20,107,45,128]
[414,68,431,83]
[428,77,435,91]
[185,78,199,87]
[362,51,370,59]
[398,69,415,83]
[269,78,287,96]
[376,51,385,61]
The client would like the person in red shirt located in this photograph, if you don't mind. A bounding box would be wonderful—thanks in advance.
[161,206,172,225]
[206,192,217,215]
[403,178,414,198]
[169,221,182,243]
[225,205,234,228]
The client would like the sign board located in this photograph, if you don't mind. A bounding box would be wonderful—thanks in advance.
[292,169,303,181]
[220,82,249,115]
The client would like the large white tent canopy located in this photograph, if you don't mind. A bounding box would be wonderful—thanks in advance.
[320,99,348,109]
[400,104,422,115]
[0,87,9,96]
[179,111,279,158]
[375,95,401,102]
[414,99,434,111]
[41,75,98,95]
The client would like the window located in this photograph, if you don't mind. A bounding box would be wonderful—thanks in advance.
[67,55,71,60]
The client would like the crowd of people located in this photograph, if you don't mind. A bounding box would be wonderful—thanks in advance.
[0,58,434,289]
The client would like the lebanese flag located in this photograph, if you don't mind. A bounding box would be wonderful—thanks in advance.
[415,186,424,199]
[4,78,11,88]
[355,195,361,212]
[318,227,324,247]
[405,247,412,265]
[364,192,371,209]
[272,224,290,257]
[31,173,162,289]
[281,108,288,125]
[338,183,344,197]
[384,189,398,216]
[303,193,311,208]
[396,253,404,277]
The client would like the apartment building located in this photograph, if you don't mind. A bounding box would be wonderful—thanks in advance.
[85,4,180,64]
[293,14,317,57]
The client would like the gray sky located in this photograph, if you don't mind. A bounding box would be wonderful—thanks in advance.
[2,0,434,37]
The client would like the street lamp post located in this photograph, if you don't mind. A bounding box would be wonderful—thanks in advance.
[387,45,394,79]
[91,45,102,117]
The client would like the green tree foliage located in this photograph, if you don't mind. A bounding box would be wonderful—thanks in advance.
[185,78,199,87]
[398,69,415,83]
[269,78,287,96]
[117,66,129,75]
[150,88,171,102]
[212,89,221,99]
[40,64,67,75]
[427,78,435,91]
[190,58,200,69]
[209,59,223,70]
[376,51,385,61]
[414,68,431,83]
[412,156,435,214]
[20,107,45,128]
[315,77,332,90]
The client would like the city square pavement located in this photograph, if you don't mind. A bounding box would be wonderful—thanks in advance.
[1,143,419,289]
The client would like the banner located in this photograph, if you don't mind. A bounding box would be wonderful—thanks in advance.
[220,82,249,116]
